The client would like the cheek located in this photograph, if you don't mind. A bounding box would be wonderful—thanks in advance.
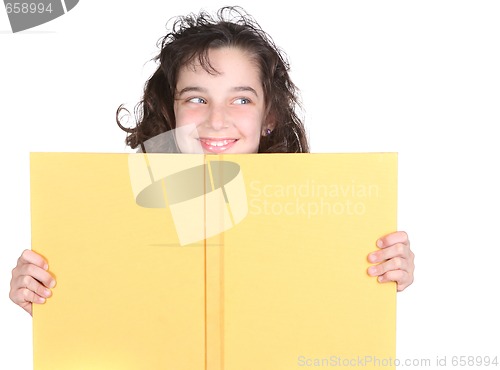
[174,105,202,128]
[234,119,263,153]
[234,110,264,136]
[247,125,263,143]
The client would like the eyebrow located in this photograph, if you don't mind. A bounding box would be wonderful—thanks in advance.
[233,86,259,97]
[176,86,259,97]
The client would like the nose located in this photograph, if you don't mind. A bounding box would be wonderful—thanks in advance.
[206,105,227,131]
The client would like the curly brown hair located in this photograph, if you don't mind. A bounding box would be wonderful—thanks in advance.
[116,6,309,153]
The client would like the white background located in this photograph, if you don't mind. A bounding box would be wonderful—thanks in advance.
[1,1,499,369]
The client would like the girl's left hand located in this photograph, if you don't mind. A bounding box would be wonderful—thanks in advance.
[367,231,414,292]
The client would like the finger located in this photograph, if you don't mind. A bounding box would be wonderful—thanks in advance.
[367,257,408,277]
[18,249,49,270]
[9,282,47,311]
[377,269,414,292]
[14,263,56,290]
[22,275,53,299]
[22,286,48,304]
[376,231,409,249]
[10,275,52,305]
[369,242,413,264]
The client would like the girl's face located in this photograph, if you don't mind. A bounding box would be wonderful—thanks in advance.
[174,47,269,154]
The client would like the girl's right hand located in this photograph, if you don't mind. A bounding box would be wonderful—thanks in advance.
[9,249,56,316]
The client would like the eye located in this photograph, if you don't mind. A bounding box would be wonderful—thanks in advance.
[188,97,207,104]
[233,97,251,105]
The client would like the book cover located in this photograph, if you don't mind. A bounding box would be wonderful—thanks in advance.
[31,152,397,369]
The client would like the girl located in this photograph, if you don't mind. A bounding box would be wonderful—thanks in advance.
[10,6,414,315]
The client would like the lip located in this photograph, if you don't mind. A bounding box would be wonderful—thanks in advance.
[198,138,238,153]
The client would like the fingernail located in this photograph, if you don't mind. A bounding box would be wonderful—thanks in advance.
[368,253,377,263]
[43,263,49,270]
[44,288,52,297]
[36,297,46,304]
[49,280,56,289]
[377,276,384,283]
[376,239,383,248]
[368,266,377,276]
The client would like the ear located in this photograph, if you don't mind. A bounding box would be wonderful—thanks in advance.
[262,114,276,136]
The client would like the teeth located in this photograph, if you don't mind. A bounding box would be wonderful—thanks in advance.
[205,140,234,147]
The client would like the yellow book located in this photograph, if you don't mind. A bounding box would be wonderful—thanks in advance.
[31,152,397,370]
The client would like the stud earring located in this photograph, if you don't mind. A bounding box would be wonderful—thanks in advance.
[265,128,272,136]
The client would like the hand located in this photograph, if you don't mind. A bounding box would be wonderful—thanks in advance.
[367,231,414,292]
[9,249,56,315]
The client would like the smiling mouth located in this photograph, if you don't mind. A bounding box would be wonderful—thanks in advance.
[198,138,238,153]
